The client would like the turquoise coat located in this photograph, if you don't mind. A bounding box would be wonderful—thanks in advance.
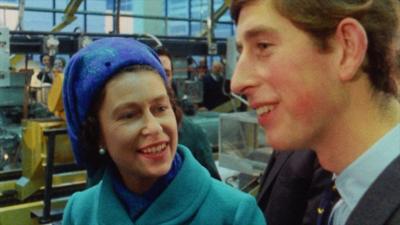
[62,145,266,225]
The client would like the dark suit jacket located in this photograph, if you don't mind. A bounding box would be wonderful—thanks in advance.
[345,154,400,225]
[257,150,332,225]
[202,74,230,110]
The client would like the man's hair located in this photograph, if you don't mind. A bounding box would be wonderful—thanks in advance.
[230,0,399,95]
[154,46,174,72]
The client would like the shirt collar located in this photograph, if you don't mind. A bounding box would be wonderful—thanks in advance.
[335,123,400,211]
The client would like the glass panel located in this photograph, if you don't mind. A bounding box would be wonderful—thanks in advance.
[133,18,165,36]
[167,0,188,18]
[55,13,84,32]
[190,0,208,20]
[87,0,107,12]
[213,0,224,11]
[190,21,202,37]
[106,0,132,11]
[86,15,106,33]
[0,8,18,29]
[219,8,232,22]
[24,11,53,31]
[117,15,134,34]
[26,0,52,8]
[167,20,188,36]
[0,0,18,4]
[133,0,164,17]
[214,23,233,38]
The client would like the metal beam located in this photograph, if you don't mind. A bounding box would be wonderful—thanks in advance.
[51,0,84,32]
[15,0,25,31]
[200,3,229,37]
[9,31,227,57]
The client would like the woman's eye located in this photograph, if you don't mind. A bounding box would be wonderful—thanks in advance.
[119,111,137,120]
[157,105,168,112]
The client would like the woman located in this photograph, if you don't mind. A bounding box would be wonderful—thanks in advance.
[62,37,265,225]
[37,53,54,84]
[53,57,66,74]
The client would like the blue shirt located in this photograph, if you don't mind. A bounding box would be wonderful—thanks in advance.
[331,123,400,225]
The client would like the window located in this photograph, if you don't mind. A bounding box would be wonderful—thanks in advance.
[106,0,132,11]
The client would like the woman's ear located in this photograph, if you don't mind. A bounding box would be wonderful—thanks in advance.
[334,17,368,82]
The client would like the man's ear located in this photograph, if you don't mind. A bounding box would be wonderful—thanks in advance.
[335,17,368,82]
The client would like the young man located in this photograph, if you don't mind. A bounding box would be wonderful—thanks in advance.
[230,1,400,225]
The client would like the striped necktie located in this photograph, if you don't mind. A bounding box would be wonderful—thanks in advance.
[316,180,340,225]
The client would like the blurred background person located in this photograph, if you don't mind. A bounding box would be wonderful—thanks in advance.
[155,46,221,180]
[37,53,54,84]
[53,57,66,74]
[202,61,230,110]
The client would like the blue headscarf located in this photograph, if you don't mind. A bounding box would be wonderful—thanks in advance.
[63,37,167,165]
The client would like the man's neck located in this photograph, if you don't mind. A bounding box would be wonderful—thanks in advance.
[316,95,400,174]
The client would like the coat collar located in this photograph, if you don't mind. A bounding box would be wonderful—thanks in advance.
[257,151,293,200]
[97,145,212,225]
[345,155,400,225]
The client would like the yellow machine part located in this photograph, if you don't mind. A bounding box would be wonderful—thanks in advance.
[16,119,74,200]
[0,197,68,225]
[47,72,65,120]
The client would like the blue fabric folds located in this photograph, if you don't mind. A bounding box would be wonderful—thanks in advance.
[62,37,167,165]
[112,151,183,221]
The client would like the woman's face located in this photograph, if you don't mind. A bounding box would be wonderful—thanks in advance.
[98,70,178,193]
[42,55,51,67]
[54,59,64,70]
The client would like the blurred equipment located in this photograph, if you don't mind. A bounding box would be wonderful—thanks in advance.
[42,35,59,56]
[0,127,20,170]
[181,79,204,104]
[0,71,85,225]
[218,111,273,191]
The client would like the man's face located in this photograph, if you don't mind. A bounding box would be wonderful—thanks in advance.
[159,55,173,85]
[231,0,346,150]
[212,63,223,76]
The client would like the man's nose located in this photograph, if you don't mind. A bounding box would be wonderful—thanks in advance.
[231,53,252,95]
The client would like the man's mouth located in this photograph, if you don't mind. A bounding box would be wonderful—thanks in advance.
[256,105,275,116]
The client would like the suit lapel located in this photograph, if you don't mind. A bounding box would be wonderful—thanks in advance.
[346,155,400,225]
[257,151,293,201]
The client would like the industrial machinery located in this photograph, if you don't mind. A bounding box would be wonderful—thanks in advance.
[0,72,87,225]
[0,2,89,222]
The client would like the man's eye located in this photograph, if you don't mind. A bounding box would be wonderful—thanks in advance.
[257,42,271,50]
[237,46,243,54]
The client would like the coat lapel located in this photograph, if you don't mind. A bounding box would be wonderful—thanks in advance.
[346,155,400,225]
[97,168,134,225]
[257,151,293,201]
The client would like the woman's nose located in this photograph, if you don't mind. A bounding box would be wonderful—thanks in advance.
[141,112,163,136]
